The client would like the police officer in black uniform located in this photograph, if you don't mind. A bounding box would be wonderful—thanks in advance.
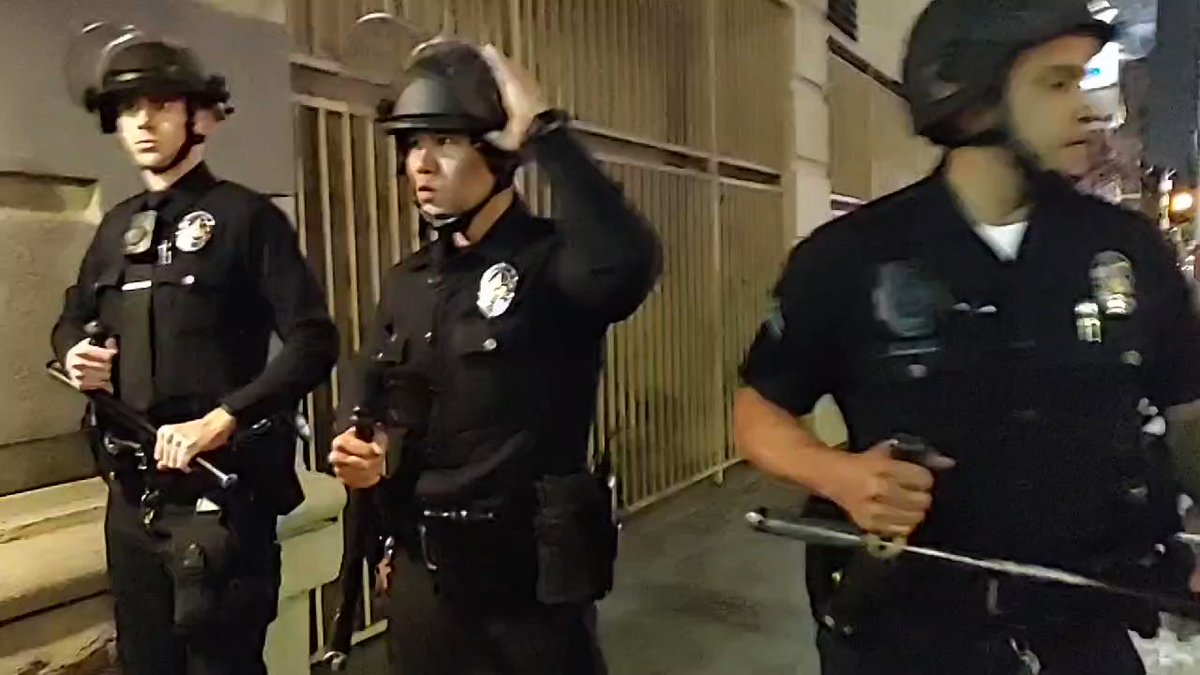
[51,34,338,675]
[734,1,1200,673]
[328,41,661,674]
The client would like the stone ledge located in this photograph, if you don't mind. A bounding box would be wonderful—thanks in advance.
[0,471,344,626]
[0,594,116,675]
[0,519,107,626]
[0,478,105,544]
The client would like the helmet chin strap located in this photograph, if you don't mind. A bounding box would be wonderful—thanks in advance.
[148,101,205,175]
[416,168,513,239]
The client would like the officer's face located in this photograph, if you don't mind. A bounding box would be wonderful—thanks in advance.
[1005,34,1102,177]
[405,133,495,216]
[116,96,201,169]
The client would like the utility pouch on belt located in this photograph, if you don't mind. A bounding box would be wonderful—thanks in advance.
[154,510,237,636]
[419,506,537,602]
[533,471,618,604]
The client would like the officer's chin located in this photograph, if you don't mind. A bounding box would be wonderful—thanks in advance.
[131,151,167,170]
[1058,144,1089,178]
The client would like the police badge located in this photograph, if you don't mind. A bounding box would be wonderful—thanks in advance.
[175,211,216,253]
[477,262,519,318]
[122,210,156,256]
[1089,250,1136,317]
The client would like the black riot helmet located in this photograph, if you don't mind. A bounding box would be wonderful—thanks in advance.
[83,35,232,173]
[379,40,520,234]
[902,0,1115,149]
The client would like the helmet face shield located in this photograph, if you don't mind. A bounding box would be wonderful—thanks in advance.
[64,23,231,134]
[64,22,140,111]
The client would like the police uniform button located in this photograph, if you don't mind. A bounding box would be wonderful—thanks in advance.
[425,331,433,342]
[427,275,440,286]
[182,274,195,286]
[1121,350,1143,367]
[482,337,498,351]
[430,230,440,241]
[823,615,836,629]
[907,364,928,378]
[376,351,385,359]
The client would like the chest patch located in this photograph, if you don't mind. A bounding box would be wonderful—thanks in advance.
[175,210,216,253]
[1089,250,1136,316]
[477,262,519,318]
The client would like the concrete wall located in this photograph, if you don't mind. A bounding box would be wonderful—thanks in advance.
[826,0,939,201]
[837,0,930,80]
[0,0,293,494]
[791,0,834,241]
[828,55,939,200]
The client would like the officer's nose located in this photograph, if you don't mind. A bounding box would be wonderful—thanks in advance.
[412,147,437,174]
[129,105,153,129]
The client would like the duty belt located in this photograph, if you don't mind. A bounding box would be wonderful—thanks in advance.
[417,507,498,571]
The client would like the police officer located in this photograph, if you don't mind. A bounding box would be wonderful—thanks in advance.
[328,40,661,674]
[734,1,1200,673]
[51,33,338,674]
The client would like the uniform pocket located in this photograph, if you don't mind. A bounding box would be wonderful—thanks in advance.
[155,257,228,334]
[533,472,618,605]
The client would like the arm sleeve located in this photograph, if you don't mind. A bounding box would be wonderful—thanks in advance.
[1145,236,1200,409]
[219,200,339,423]
[738,232,845,416]
[51,220,111,362]
[335,267,399,433]
[530,125,663,325]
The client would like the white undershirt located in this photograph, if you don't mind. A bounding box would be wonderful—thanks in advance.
[973,221,1028,261]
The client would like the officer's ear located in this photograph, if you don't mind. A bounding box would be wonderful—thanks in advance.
[192,107,221,137]
[951,105,1001,140]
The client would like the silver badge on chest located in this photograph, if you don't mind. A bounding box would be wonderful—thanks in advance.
[477,262,519,318]
[175,210,216,253]
[1089,250,1136,317]
[123,210,156,256]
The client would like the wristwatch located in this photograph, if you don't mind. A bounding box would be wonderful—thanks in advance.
[523,108,571,145]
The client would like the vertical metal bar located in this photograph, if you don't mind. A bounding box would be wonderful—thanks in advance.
[668,175,683,487]
[317,109,340,410]
[341,112,362,351]
[652,169,672,494]
[509,0,525,66]
[365,118,382,303]
[385,133,402,263]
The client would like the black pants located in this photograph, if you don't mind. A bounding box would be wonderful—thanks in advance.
[816,614,1146,675]
[385,551,608,675]
[104,484,281,675]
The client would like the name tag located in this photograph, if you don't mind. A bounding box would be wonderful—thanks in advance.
[121,280,152,292]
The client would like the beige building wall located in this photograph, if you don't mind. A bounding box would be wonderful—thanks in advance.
[790,0,833,241]
[827,0,939,201]
[850,0,932,82]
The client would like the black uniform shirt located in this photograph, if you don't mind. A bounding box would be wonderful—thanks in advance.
[346,127,662,508]
[52,162,339,426]
[740,169,1200,565]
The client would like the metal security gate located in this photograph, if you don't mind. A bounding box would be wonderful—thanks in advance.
[286,0,791,660]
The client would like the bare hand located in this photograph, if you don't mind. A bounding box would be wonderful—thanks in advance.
[479,44,550,151]
[825,439,955,537]
[64,337,117,393]
[329,427,388,489]
[155,408,237,472]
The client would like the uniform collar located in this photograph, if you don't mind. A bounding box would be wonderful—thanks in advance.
[142,162,219,212]
[915,163,1080,242]
[408,198,548,270]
